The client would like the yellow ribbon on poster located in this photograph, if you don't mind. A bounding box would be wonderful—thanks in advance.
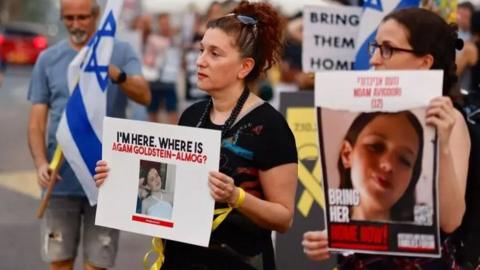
[286,108,325,217]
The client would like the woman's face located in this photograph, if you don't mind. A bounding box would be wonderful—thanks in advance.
[146,168,162,192]
[369,19,432,70]
[341,114,420,213]
[196,28,245,92]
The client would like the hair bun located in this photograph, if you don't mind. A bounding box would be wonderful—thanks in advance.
[455,38,464,50]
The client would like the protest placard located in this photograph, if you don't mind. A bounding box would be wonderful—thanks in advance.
[302,5,362,72]
[96,117,221,247]
[315,70,442,257]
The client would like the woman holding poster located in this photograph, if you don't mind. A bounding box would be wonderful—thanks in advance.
[302,7,471,269]
[96,1,298,269]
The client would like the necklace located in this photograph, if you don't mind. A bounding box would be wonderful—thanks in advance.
[196,87,250,139]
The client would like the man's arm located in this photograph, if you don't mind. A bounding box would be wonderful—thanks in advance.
[456,41,478,76]
[28,104,50,188]
[109,64,151,106]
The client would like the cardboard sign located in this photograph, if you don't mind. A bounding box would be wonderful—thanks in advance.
[315,70,442,257]
[302,5,362,72]
[276,92,337,270]
[96,117,221,247]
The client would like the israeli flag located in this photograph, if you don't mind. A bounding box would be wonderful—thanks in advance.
[354,0,420,70]
[56,0,124,205]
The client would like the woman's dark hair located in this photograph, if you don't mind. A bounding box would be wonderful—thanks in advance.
[206,0,285,83]
[382,8,461,96]
[139,168,147,184]
[338,111,424,221]
[142,167,163,186]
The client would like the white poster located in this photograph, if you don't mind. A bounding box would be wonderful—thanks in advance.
[315,70,443,257]
[302,5,362,72]
[96,117,221,247]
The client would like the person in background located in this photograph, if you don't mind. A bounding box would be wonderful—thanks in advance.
[457,1,476,90]
[124,13,153,121]
[457,11,480,95]
[143,13,181,124]
[27,0,150,269]
[131,14,152,49]
[303,7,471,269]
[458,1,475,42]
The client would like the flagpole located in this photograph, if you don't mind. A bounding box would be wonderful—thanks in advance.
[37,42,82,219]
[36,146,64,218]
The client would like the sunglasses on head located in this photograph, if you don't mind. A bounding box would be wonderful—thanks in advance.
[226,13,258,40]
[235,14,258,25]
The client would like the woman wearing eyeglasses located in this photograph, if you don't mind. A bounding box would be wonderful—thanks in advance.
[302,8,472,269]
[95,1,297,270]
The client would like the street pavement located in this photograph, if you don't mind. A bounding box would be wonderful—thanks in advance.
[0,66,153,270]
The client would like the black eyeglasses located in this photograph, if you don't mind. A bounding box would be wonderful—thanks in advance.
[368,42,417,60]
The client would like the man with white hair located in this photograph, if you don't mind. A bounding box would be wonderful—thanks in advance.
[27,0,150,269]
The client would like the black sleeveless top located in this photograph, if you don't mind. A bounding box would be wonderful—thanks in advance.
[469,42,480,93]
[451,107,480,268]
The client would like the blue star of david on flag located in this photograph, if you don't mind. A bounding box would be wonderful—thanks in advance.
[84,11,116,92]
[56,0,124,206]
[364,0,383,12]
[354,0,420,70]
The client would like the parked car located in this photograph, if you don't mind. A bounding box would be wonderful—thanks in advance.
[0,22,48,65]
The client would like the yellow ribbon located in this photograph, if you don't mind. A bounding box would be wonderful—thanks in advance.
[212,207,233,231]
[143,237,164,270]
[49,145,63,170]
[297,157,324,216]
[143,207,235,269]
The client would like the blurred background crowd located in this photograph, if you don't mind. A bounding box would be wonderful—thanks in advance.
[3,0,480,117]
[0,0,362,117]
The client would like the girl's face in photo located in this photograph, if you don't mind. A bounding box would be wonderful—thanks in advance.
[341,114,420,214]
[146,168,162,192]
[196,28,245,92]
[369,19,431,70]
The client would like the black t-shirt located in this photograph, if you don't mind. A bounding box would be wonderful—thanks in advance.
[163,100,298,270]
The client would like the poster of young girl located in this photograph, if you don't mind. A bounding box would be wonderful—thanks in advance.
[315,70,442,257]
[96,117,220,247]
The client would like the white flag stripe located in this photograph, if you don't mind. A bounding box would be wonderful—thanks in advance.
[354,0,420,70]
[57,116,99,204]
[56,0,124,206]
